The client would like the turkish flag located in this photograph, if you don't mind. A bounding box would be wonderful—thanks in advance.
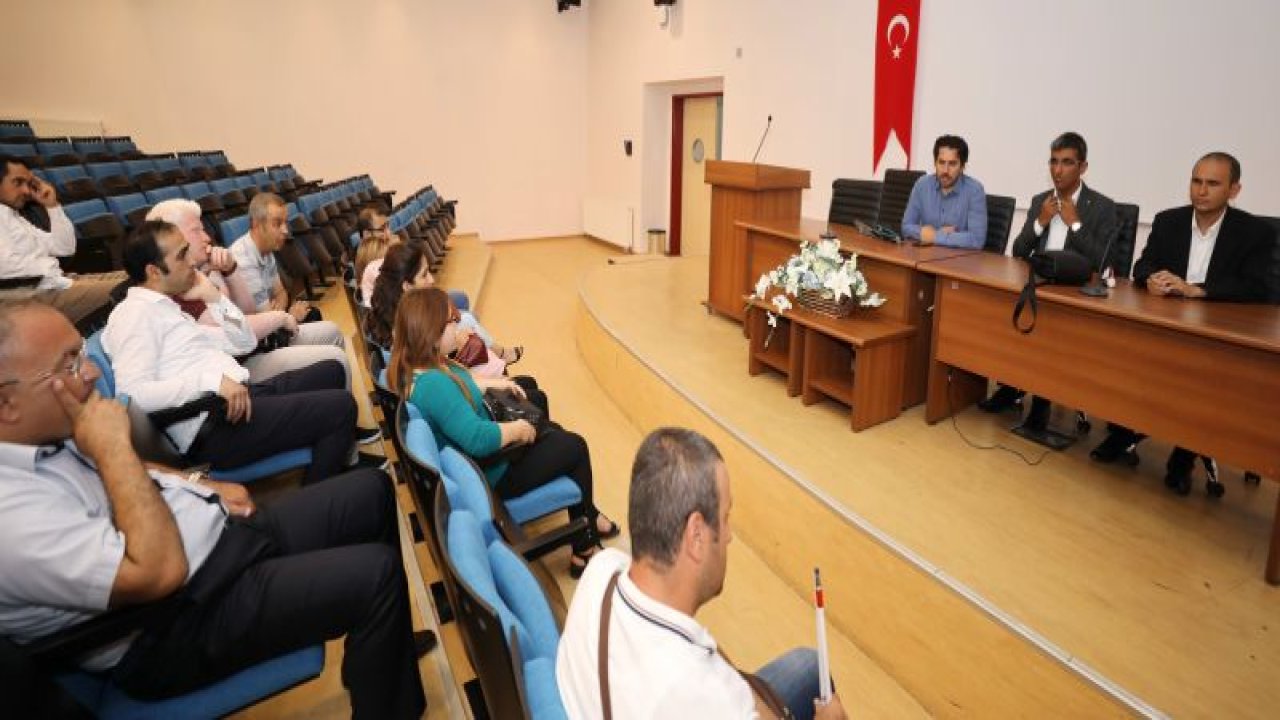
[872,0,921,172]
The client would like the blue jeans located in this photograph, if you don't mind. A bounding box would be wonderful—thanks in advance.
[756,647,821,720]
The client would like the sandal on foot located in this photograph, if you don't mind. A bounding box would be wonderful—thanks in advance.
[569,551,591,580]
[596,516,621,541]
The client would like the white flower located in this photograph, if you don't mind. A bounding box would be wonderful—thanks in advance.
[816,239,842,261]
[767,312,778,328]
[771,294,793,313]
[754,273,771,298]
[861,292,886,308]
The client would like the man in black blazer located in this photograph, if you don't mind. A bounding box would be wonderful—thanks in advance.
[1091,152,1277,493]
[980,132,1119,432]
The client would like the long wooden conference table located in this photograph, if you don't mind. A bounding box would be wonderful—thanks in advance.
[731,217,1280,584]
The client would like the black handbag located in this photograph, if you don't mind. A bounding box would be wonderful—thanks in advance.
[483,388,546,432]
[1028,249,1092,285]
[1013,250,1094,334]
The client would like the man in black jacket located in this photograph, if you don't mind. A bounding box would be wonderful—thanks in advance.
[981,132,1118,431]
[1090,152,1277,493]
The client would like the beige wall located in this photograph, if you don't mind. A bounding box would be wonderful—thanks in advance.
[1,0,588,241]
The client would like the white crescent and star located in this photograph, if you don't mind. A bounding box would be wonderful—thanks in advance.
[886,14,911,59]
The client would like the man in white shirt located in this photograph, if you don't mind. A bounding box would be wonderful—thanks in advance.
[0,300,425,718]
[1091,152,1276,492]
[229,192,344,347]
[558,428,846,720]
[0,154,125,324]
[146,199,354,387]
[103,220,361,485]
[985,132,1119,431]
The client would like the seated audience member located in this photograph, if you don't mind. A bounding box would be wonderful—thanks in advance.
[103,221,366,483]
[356,206,471,311]
[146,200,358,392]
[366,242,522,374]
[355,208,395,304]
[0,155,126,324]
[229,192,344,347]
[387,288,616,576]
[0,301,426,718]
[901,135,988,248]
[1091,152,1277,491]
[982,132,1118,430]
[557,427,846,720]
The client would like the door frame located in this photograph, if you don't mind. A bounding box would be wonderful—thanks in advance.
[669,91,723,257]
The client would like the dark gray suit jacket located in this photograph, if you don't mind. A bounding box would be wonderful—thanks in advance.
[1011,184,1118,272]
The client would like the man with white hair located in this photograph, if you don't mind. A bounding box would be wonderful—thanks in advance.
[146,199,352,387]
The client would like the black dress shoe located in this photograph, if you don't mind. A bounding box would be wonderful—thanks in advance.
[1164,469,1193,495]
[414,629,438,658]
[978,385,1024,413]
[1090,432,1139,465]
[1022,397,1050,432]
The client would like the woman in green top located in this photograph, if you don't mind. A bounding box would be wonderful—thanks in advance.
[388,288,618,577]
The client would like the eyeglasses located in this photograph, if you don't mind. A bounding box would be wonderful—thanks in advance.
[0,339,88,389]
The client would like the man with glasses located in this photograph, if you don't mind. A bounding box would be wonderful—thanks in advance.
[0,154,126,324]
[0,299,427,718]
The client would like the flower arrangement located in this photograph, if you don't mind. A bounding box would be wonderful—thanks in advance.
[750,237,886,327]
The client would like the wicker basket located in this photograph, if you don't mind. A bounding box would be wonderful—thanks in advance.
[795,289,856,318]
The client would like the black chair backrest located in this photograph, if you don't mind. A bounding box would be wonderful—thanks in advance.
[1112,203,1140,279]
[876,169,925,234]
[828,179,881,227]
[1259,215,1280,304]
[984,194,1016,254]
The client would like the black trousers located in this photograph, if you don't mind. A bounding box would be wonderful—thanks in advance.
[189,360,355,486]
[113,470,425,720]
[496,425,598,551]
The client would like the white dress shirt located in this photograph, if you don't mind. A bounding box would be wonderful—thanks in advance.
[0,440,225,670]
[557,549,758,719]
[229,233,278,311]
[1035,184,1083,252]
[103,286,252,453]
[0,204,76,289]
[1186,211,1224,285]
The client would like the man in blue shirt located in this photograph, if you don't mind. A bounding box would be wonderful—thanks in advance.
[900,135,987,248]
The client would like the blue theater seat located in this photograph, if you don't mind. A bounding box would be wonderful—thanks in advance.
[85,332,313,485]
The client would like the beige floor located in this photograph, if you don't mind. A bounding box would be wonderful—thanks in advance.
[576,252,1280,720]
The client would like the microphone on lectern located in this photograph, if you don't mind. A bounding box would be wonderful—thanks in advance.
[751,115,773,164]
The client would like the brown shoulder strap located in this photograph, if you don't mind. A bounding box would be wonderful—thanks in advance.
[718,647,791,719]
[598,571,622,720]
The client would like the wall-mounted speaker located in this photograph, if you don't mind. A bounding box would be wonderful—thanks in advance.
[557,0,580,12]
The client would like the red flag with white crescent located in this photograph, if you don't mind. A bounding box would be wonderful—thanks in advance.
[873,0,921,172]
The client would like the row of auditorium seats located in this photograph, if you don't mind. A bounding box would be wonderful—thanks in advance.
[398,400,577,720]
[0,134,145,166]
[829,169,1143,279]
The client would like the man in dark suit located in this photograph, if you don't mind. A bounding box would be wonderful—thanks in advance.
[1090,152,1276,493]
[980,132,1119,431]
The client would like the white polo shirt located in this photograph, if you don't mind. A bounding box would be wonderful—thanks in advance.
[0,441,226,670]
[557,548,757,719]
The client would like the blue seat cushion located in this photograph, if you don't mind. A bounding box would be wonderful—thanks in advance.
[447,511,528,654]
[209,448,313,484]
[56,644,323,720]
[522,656,568,720]
[504,477,582,525]
[404,418,441,474]
[488,541,559,663]
[439,448,498,544]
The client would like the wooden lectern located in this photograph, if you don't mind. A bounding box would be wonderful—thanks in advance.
[704,160,810,321]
